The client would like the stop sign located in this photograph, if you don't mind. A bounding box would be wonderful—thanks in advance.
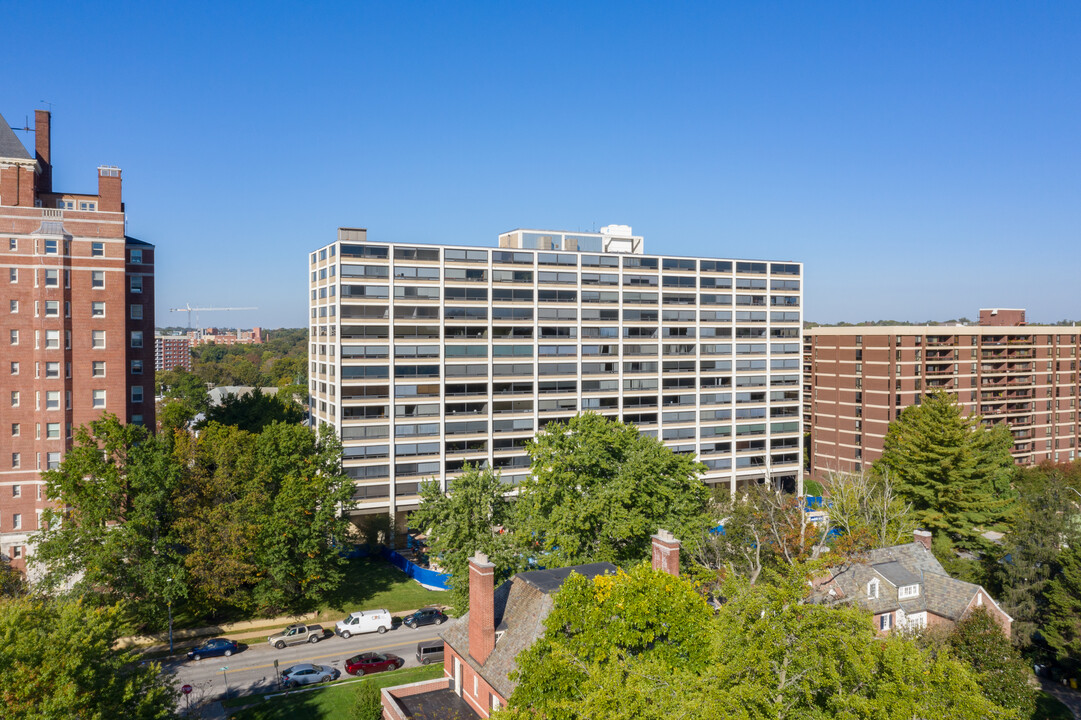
[181,684,193,695]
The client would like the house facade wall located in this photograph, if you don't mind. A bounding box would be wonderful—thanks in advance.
[443,644,507,718]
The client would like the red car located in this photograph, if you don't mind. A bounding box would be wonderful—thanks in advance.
[344,651,405,676]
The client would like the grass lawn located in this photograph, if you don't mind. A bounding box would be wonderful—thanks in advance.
[167,556,448,633]
[1035,690,1074,720]
[310,556,448,624]
[225,664,444,720]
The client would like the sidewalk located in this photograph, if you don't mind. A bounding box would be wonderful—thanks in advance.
[117,610,322,653]
[119,606,449,656]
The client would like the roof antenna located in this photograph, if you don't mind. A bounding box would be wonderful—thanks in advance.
[40,100,54,112]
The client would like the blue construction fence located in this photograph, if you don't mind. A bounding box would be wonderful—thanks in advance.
[381,547,451,591]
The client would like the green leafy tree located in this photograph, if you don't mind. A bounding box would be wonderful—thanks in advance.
[249,422,356,614]
[509,563,715,716]
[412,465,523,613]
[157,367,210,434]
[992,483,1081,648]
[0,597,177,720]
[200,388,304,433]
[945,608,1036,717]
[33,415,186,626]
[877,391,1018,551]
[505,562,1014,720]
[517,413,708,567]
[173,422,356,616]
[170,423,262,614]
[35,415,354,623]
[1042,543,1081,670]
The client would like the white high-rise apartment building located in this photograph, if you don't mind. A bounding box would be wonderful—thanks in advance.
[309,225,803,519]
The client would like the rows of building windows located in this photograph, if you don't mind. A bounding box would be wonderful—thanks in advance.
[6,237,145,263]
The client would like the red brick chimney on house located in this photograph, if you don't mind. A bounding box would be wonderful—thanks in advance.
[914,529,932,551]
[468,552,496,664]
[35,109,51,194]
[651,529,680,576]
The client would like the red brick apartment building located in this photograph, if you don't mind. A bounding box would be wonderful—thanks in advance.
[155,335,192,372]
[805,310,1080,477]
[1,110,154,571]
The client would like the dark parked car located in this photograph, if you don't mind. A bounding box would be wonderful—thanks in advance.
[402,607,447,628]
[344,652,404,676]
[187,638,238,661]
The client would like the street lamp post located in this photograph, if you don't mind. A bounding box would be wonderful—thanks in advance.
[166,577,174,654]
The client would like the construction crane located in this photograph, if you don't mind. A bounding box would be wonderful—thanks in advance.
[169,304,258,329]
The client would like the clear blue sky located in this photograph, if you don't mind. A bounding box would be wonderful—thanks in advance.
[5,2,1079,327]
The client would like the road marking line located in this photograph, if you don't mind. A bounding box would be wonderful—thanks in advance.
[246,634,441,671]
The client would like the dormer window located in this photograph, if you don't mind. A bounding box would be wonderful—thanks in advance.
[57,200,74,210]
[898,584,920,599]
[867,578,880,599]
[79,201,97,212]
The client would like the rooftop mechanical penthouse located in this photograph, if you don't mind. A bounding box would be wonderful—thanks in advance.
[309,225,803,521]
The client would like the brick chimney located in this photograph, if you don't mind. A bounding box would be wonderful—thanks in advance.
[651,529,680,576]
[468,552,496,664]
[35,110,51,194]
[97,166,122,212]
[914,529,932,551]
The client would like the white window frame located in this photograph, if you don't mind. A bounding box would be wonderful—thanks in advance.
[91,270,105,289]
[92,330,106,349]
[91,242,104,257]
[92,390,106,408]
[867,578,879,600]
[880,613,893,631]
[92,361,106,377]
[91,301,106,317]
[898,584,920,599]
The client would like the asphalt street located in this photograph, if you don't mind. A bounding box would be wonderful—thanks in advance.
[164,624,445,704]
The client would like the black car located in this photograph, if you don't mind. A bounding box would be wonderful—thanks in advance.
[403,607,447,628]
[187,638,239,661]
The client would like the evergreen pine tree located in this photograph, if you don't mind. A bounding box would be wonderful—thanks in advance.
[993,483,1081,648]
[877,391,1017,551]
[1042,544,1081,670]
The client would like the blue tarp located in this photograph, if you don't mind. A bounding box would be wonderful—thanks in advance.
[382,547,451,591]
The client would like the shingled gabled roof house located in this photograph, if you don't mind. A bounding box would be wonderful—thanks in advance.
[380,531,682,720]
[813,529,1012,636]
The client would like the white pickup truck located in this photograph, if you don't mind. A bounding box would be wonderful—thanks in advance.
[334,608,393,638]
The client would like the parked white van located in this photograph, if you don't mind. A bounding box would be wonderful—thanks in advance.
[335,609,393,638]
